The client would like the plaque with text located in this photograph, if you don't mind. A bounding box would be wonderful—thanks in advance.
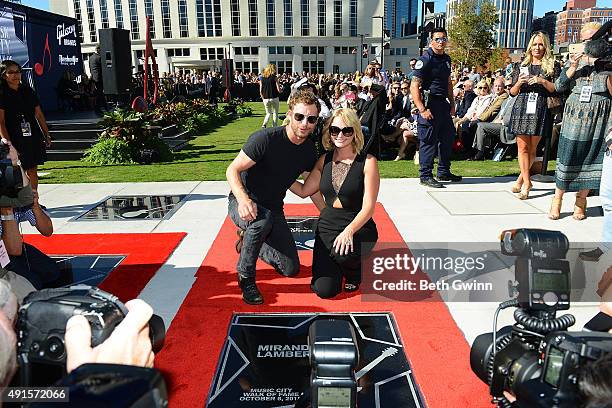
[208,313,425,408]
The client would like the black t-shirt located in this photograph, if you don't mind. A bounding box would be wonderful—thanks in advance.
[261,75,279,99]
[412,48,452,96]
[0,83,41,140]
[240,126,317,211]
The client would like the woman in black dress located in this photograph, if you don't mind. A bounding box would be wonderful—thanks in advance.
[290,108,379,299]
[508,32,560,199]
[259,64,282,128]
[0,60,51,192]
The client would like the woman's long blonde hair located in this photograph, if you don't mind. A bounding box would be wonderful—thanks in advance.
[521,32,554,76]
[262,63,276,78]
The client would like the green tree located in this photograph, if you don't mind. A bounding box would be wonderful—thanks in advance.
[447,0,499,69]
[487,47,507,72]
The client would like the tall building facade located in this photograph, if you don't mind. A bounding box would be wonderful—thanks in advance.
[446,0,534,52]
[50,0,421,76]
[582,7,612,25]
[493,0,534,51]
[424,12,447,30]
[555,2,612,51]
[566,0,596,9]
[385,0,418,38]
[531,11,557,47]
[556,8,586,44]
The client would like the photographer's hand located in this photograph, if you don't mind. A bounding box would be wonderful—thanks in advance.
[503,391,517,403]
[65,299,155,373]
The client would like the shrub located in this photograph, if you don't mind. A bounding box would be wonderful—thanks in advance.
[225,98,253,117]
[84,109,173,165]
[142,135,173,162]
[83,137,134,165]
[98,109,150,145]
[236,103,253,117]
[183,112,211,133]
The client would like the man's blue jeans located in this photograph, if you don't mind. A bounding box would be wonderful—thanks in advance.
[228,194,300,279]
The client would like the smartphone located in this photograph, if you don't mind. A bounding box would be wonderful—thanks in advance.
[569,43,585,54]
[520,67,530,77]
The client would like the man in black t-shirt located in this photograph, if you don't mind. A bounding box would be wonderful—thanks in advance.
[226,90,321,305]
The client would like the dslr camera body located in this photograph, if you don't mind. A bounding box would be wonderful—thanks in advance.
[16,285,165,386]
[0,140,25,198]
[308,319,358,408]
[515,331,612,408]
[470,229,611,408]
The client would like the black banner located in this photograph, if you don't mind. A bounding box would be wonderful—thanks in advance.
[0,3,83,111]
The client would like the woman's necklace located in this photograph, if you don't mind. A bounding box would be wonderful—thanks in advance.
[333,149,355,165]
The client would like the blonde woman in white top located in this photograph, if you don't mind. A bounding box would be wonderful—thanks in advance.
[455,81,494,147]
[456,80,494,126]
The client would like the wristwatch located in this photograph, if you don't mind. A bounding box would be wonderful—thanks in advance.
[0,214,15,221]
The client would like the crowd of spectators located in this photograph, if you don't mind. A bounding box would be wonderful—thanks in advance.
[0,19,609,407]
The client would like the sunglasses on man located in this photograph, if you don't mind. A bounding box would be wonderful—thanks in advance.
[433,37,448,44]
[293,112,318,124]
[329,126,354,137]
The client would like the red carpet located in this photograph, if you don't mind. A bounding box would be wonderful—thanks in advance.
[24,233,186,302]
[156,204,490,407]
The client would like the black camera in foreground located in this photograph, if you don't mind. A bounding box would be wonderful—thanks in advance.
[16,285,166,387]
[0,140,25,198]
[471,229,612,408]
[308,320,358,408]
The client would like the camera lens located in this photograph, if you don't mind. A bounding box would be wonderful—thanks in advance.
[148,314,166,353]
[46,336,65,360]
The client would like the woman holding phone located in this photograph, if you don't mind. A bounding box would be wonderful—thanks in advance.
[508,32,560,199]
[548,22,611,220]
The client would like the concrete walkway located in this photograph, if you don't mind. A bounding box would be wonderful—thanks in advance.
[32,177,608,344]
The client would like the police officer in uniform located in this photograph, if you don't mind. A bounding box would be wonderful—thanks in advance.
[410,28,462,188]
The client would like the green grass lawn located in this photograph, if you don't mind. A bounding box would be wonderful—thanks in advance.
[39,102,553,183]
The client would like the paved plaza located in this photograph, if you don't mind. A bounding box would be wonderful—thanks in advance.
[30,177,607,344]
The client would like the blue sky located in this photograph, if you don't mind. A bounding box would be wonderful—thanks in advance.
[21,0,49,11]
[20,0,612,19]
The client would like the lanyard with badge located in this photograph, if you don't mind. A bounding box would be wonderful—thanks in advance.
[20,114,32,137]
[522,66,539,115]
[526,92,538,115]
[579,69,595,103]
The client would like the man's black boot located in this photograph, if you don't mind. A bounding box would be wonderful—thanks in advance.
[578,247,604,262]
[238,276,264,305]
[420,177,444,188]
[437,173,463,182]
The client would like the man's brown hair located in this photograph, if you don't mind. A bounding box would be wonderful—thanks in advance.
[288,89,321,113]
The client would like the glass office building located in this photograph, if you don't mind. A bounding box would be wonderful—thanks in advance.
[386,0,418,37]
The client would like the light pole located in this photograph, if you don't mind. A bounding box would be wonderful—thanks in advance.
[372,16,384,69]
[224,42,232,101]
[358,33,370,73]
